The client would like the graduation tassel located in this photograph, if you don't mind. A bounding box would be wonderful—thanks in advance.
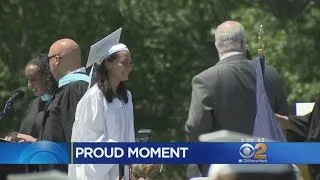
[87,64,95,90]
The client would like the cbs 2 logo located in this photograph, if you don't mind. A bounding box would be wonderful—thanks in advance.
[239,143,267,159]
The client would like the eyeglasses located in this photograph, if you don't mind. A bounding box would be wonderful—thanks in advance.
[47,54,62,62]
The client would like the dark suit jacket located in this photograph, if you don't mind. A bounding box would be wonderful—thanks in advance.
[185,54,288,176]
[185,54,288,141]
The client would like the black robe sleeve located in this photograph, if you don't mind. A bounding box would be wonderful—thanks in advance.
[40,81,88,142]
[286,114,309,142]
[19,97,45,138]
[19,98,39,135]
[304,94,320,142]
[59,81,88,141]
[286,94,320,142]
[285,95,320,179]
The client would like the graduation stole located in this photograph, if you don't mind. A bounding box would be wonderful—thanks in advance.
[58,72,90,88]
[40,94,51,102]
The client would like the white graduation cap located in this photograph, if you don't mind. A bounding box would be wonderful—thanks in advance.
[86,27,122,68]
[86,28,129,89]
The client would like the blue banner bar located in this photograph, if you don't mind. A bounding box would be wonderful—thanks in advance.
[0,141,70,164]
[71,142,304,164]
[1,141,320,164]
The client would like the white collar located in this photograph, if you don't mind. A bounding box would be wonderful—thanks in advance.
[220,52,243,60]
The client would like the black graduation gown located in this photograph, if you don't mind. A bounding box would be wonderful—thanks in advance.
[40,80,88,142]
[287,94,320,179]
[20,96,47,173]
[19,97,46,138]
[0,97,46,178]
[38,80,88,172]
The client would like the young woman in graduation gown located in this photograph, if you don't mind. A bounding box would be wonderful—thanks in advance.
[0,54,57,179]
[4,54,57,139]
[68,43,135,180]
[20,54,57,137]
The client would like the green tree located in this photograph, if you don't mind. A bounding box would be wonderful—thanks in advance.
[1,0,320,179]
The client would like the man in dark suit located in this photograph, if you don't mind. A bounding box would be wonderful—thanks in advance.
[185,21,288,176]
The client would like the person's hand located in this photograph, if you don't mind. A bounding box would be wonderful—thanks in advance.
[275,113,290,129]
[4,136,12,141]
[16,133,37,142]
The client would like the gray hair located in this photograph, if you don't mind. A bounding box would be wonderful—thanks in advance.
[214,21,245,54]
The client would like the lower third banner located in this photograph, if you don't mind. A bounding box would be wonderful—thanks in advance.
[1,141,320,164]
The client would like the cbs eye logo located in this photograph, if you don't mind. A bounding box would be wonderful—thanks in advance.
[239,143,267,159]
[18,141,69,164]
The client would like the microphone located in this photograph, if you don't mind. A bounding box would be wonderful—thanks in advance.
[0,88,25,121]
[8,89,25,103]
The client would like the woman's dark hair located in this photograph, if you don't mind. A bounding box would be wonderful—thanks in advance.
[91,53,128,103]
[27,54,58,95]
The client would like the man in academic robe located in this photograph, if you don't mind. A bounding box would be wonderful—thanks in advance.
[17,38,90,172]
[276,95,320,179]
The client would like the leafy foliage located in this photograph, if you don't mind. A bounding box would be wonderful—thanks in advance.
[1,0,320,179]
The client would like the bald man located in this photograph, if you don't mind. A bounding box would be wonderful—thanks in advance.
[185,21,288,176]
[17,39,89,172]
[18,39,89,144]
[38,38,90,141]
